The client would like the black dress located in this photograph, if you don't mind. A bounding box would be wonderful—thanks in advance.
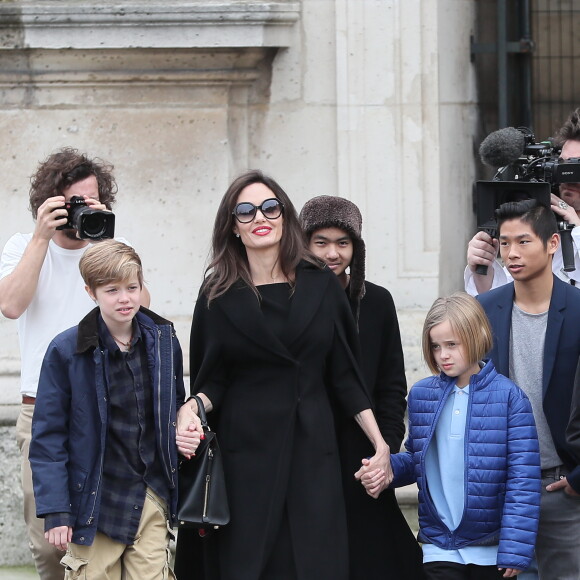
[257,283,297,580]
[175,262,371,580]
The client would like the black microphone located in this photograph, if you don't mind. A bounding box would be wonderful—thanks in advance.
[479,127,526,168]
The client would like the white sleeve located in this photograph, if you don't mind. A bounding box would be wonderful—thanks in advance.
[463,260,511,297]
[0,233,29,280]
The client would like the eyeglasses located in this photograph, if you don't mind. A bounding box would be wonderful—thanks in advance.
[232,198,284,223]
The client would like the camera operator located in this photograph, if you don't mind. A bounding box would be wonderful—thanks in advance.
[465,108,580,295]
[0,148,150,579]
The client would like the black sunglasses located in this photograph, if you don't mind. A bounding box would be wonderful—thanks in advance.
[232,198,284,223]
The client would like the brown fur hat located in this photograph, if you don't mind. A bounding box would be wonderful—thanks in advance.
[299,195,366,303]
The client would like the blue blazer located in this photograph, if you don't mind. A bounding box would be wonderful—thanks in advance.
[477,275,580,492]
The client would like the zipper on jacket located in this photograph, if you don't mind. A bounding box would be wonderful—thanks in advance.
[421,381,458,542]
[155,326,176,487]
[455,378,475,535]
[87,350,107,526]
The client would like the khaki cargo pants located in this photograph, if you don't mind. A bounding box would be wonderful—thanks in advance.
[61,489,176,580]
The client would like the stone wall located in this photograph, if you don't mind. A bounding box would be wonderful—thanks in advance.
[0,0,477,564]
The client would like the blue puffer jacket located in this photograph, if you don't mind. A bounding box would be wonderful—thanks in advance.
[390,360,541,571]
[30,307,185,546]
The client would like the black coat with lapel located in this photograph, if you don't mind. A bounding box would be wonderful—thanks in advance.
[478,276,580,492]
[181,261,371,580]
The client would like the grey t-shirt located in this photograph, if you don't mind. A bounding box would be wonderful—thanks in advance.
[509,302,562,469]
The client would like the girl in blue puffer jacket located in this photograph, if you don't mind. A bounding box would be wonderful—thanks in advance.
[360,292,541,579]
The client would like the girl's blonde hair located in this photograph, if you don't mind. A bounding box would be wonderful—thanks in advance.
[422,292,493,375]
[79,240,143,292]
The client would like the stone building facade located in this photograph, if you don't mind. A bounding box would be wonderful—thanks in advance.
[0,0,477,565]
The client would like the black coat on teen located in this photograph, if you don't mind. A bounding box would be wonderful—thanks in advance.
[175,261,372,580]
[337,281,424,580]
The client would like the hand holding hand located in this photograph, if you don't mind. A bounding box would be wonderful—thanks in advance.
[176,400,204,459]
[354,444,392,499]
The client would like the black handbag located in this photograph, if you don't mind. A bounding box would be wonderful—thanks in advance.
[177,395,230,529]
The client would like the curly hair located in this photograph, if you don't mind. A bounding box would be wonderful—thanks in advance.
[29,147,117,218]
[553,108,580,147]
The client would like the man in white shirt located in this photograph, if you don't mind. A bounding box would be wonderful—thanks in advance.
[466,108,580,295]
[0,148,150,579]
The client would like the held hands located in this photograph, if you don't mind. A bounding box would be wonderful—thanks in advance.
[354,444,393,499]
[176,400,204,459]
[45,526,72,551]
[551,193,580,226]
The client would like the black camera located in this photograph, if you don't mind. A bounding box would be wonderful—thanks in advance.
[475,127,580,274]
[56,196,115,240]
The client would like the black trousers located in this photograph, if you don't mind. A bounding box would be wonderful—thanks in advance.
[424,561,506,580]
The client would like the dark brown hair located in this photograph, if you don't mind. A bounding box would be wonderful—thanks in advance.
[203,170,317,304]
[554,108,580,147]
[29,147,117,218]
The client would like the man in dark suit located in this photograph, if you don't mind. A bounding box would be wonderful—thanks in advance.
[299,196,423,580]
[477,198,580,580]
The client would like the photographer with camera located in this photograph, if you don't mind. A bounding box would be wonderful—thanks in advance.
[0,148,150,580]
[465,108,580,296]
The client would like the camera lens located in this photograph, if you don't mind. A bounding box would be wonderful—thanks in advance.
[73,207,115,240]
[81,213,108,239]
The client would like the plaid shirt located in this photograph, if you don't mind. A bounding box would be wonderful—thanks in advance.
[95,317,169,545]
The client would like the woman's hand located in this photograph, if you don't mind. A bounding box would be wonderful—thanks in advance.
[176,400,204,459]
[352,408,392,498]
[354,445,393,498]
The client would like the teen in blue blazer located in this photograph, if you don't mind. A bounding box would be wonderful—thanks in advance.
[478,275,580,493]
[476,198,580,578]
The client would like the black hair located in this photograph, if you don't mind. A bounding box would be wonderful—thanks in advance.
[495,198,557,247]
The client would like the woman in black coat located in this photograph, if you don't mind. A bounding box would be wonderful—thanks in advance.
[175,170,391,580]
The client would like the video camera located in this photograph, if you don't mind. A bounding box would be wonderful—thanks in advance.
[475,126,580,274]
[56,195,115,240]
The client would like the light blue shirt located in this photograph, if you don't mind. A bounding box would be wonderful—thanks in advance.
[422,383,498,566]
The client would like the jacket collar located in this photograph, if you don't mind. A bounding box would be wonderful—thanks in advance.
[76,306,173,354]
[215,260,329,362]
[437,359,497,391]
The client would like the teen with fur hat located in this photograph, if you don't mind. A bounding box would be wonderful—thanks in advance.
[300,196,424,580]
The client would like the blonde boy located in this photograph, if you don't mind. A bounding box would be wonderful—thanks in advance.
[30,240,184,579]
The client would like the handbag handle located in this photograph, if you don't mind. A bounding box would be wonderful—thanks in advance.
[190,394,209,430]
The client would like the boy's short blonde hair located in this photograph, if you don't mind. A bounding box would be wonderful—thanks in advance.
[79,240,143,292]
[422,292,493,375]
